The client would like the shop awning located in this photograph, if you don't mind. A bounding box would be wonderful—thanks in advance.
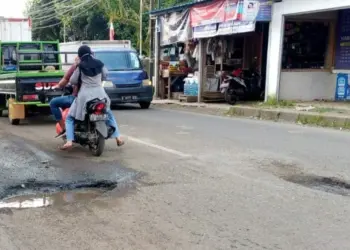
[149,0,212,16]
[190,0,272,38]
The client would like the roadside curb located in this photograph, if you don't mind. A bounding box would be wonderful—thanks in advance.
[151,102,350,129]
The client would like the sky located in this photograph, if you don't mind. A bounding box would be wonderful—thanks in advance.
[0,0,28,18]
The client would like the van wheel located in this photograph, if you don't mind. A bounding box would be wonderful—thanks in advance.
[139,101,151,109]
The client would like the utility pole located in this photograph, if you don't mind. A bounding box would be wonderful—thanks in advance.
[149,0,154,80]
[63,22,66,43]
[139,0,143,55]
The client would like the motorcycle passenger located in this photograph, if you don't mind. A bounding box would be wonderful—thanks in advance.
[59,45,116,150]
[51,57,124,148]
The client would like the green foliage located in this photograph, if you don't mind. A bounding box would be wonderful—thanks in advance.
[26,0,150,55]
[26,0,193,55]
[157,0,193,9]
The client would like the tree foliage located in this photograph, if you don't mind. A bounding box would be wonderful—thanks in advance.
[25,0,192,55]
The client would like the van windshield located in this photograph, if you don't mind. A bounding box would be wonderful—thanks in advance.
[94,51,142,71]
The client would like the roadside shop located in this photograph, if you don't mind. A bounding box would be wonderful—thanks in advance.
[151,0,272,103]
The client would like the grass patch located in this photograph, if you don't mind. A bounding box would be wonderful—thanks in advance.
[313,107,336,113]
[256,96,295,108]
[296,114,350,129]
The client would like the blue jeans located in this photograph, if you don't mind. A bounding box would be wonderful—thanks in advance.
[50,95,120,141]
[50,95,75,121]
[66,110,120,141]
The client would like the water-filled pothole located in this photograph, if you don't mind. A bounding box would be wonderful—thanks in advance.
[0,180,119,209]
[284,175,350,196]
[0,189,104,209]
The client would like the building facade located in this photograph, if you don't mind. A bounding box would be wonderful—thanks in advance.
[266,0,350,101]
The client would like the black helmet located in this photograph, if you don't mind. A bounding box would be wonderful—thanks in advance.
[78,45,92,59]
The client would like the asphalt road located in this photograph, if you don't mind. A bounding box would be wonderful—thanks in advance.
[0,105,350,250]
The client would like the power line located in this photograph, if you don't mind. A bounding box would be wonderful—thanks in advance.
[27,0,72,16]
[31,1,98,31]
[31,0,93,22]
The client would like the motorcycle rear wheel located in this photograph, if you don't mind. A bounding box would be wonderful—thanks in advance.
[89,132,105,157]
[225,90,237,105]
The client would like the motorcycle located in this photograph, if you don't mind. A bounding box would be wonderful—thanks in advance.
[220,58,264,105]
[55,89,116,156]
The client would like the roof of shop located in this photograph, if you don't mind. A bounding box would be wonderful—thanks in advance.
[149,0,212,16]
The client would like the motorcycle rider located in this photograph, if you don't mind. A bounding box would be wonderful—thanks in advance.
[60,45,113,150]
[50,52,124,148]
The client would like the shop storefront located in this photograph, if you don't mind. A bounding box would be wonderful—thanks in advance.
[157,9,200,101]
[266,0,350,101]
[190,0,271,102]
[150,0,272,103]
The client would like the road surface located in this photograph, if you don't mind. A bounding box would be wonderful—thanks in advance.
[0,105,349,250]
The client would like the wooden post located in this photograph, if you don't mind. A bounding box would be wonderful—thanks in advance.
[154,17,160,98]
[198,39,205,103]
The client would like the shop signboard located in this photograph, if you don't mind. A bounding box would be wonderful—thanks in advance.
[335,73,350,100]
[335,9,350,69]
[190,0,226,27]
[237,0,272,21]
[193,21,255,38]
[225,0,240,21]
[238,0,272,22]
[190,0,239,27]
[193,24,218,39]
[159,9,192,46]
[217,20,255,36]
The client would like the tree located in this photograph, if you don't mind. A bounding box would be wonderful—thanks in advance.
[25,0,191,56]
[99,0,150,54]
[26,0,62,41]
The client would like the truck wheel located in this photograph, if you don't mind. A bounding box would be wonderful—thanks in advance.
[139,101,151,109]
[9,117,20,125]
[8,108,20,125]
[89,132,105,157]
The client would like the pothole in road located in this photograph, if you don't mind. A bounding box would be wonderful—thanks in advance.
[0,180,125,209]
[284,175,350,196]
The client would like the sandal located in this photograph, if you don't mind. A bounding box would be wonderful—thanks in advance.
[59,142,73,150]
[55,129,66,138]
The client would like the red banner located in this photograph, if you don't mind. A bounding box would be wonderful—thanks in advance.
[190,0,239,27]
[225,0,240,21]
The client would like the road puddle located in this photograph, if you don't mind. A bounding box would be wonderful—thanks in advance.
[0,189,105,209]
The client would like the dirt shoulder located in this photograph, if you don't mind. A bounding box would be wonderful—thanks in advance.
[151,100,350,130]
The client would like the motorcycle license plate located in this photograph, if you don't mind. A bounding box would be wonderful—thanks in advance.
[89,114,108,121]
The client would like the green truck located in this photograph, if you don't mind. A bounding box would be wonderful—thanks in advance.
[0,41,72,125]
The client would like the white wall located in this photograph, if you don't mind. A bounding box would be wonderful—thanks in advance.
[0,19,31,42]
[265,0,350,101]
[279,72,336,101]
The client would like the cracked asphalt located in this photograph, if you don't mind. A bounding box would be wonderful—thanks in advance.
[0,105,349,250]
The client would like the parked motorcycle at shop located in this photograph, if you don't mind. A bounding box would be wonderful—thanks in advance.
[219,63,263,105]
